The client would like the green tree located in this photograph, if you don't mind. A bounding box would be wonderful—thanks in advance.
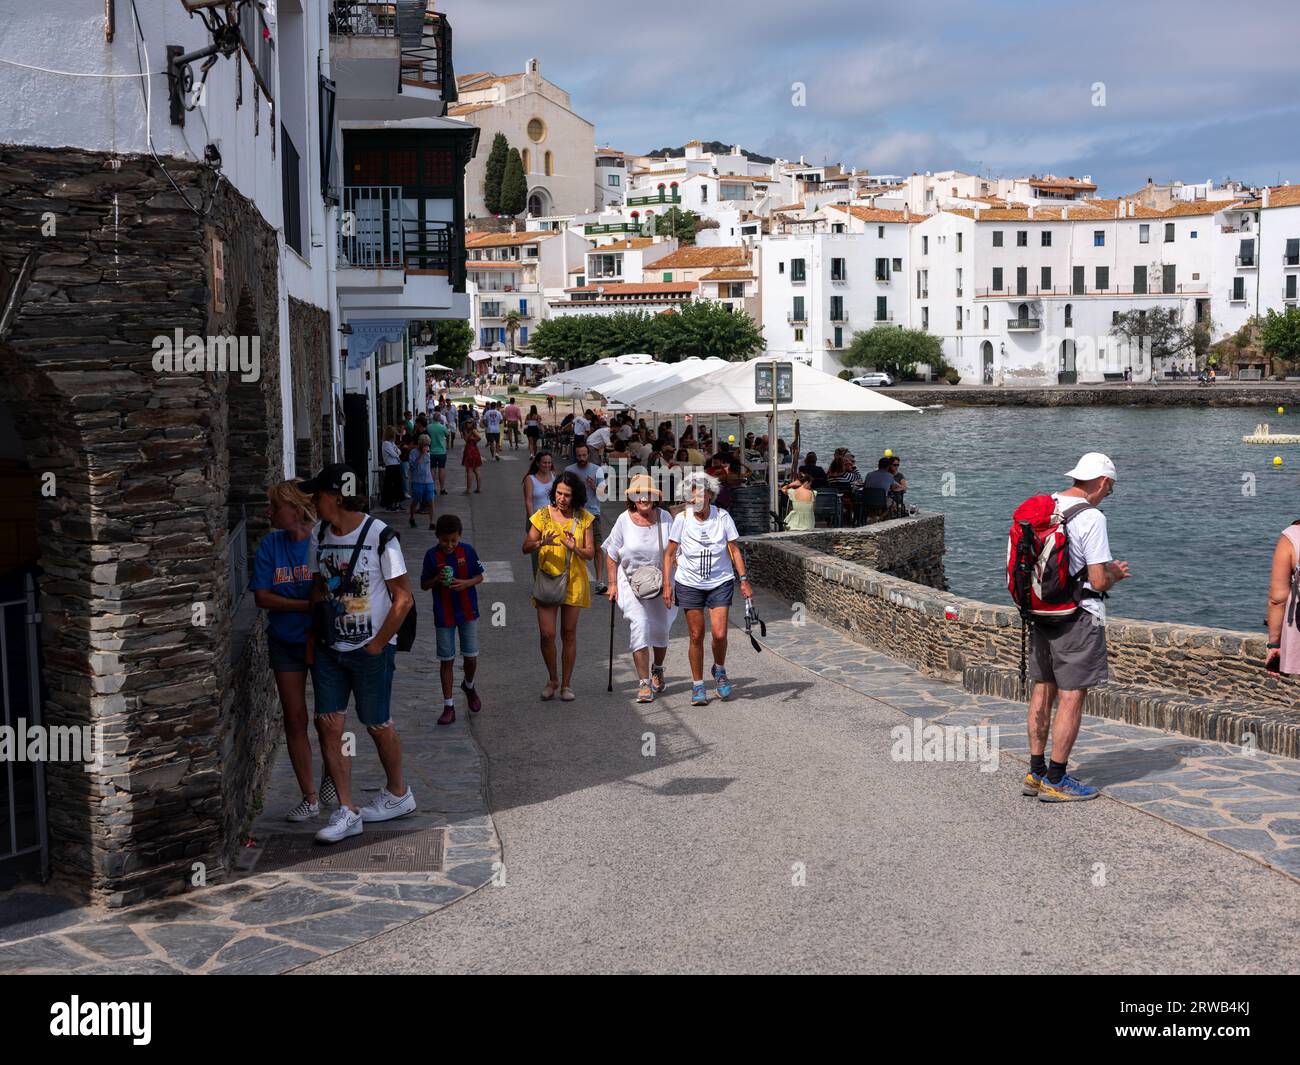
[1109,308,1202,367]
[846,327,942,378]
[499,148,527,217]
[503,308,523,352]
[430,319,472,364]
[530,315,587,365]
[654,208,701,244]
[1261,307,1300,366]
[483,132,509,215]
[650,300,764,361]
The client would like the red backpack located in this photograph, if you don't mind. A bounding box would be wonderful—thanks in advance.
[1007,495,1095,620]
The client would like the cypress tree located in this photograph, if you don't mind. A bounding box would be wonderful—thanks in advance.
[483,132,509,215]
[500,148,527,217]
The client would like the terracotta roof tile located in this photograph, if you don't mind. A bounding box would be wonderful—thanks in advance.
[699,269,755,280]
[465,230,557,247]
[826,204,910,223]
[564,281,698,295]
[647,247,749,269]
[591,237,658,250]
[447,103,494,116]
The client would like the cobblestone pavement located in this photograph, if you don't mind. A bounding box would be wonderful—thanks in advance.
[751,588,1300,881]
[0,488,500,975]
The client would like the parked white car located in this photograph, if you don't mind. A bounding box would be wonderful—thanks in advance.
[851,372,895,388]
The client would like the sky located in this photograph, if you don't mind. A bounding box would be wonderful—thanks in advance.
[450,0,1300,196]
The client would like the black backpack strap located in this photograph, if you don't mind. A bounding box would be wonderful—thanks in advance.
[324,516,374,598]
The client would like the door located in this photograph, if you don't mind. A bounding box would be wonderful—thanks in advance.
[1072,265,1085,295]
[982,341,994,384]
[1016,266,1027,296]
[1058,339,1077,384]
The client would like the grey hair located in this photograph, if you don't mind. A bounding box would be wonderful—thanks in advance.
[681,470,720,499]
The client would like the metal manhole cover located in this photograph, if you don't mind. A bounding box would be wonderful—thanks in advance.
[250,828,445,873]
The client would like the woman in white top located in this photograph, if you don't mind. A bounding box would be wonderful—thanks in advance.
[523,451,557,521]
[380,426,404,511]
[663,471,753,707]
[603,474,677,703]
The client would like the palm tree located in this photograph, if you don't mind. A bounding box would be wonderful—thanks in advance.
[503,308,523,352]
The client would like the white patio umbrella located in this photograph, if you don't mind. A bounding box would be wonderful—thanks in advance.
[631,356,920,523]
[425,363,454,372]
[505,355,547,366]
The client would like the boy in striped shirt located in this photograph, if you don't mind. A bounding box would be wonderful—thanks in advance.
[420,514,485,725]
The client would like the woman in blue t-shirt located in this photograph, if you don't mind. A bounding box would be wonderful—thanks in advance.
[252,480,330,823]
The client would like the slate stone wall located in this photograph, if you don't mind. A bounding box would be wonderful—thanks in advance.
[0,145,295,905]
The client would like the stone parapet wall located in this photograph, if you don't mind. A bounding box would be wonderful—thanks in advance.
[741,522,1300,750]
[892,385,1300,408]
[756,513,948,590]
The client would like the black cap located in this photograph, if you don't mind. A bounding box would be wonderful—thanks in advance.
[299,463,356,495]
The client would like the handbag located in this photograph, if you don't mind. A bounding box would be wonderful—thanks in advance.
[312,517,375,648]
[531,516,575,605]
[628,511,666,599]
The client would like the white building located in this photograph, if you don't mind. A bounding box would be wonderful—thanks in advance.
[595,146,629,209]
[451,60,595,219]
[465,227,589,349]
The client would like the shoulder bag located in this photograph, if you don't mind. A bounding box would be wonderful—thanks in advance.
[532,515,576,605]
[628,511,666,600]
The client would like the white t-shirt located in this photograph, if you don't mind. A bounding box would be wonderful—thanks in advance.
[617,424,634,442]
[381,440,401,466]
[565,462,605,515]
[669,505,740,591]
[573,415,591,437]
[309,517,408,651]
[1053,493,1112,621]
[483,409,503,433]
[586,426,612,451]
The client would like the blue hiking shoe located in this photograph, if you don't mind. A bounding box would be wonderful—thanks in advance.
[691,682,709,707]
[1038,773,1100,803]
[1022,771,1044,797]
[711,664,733,700]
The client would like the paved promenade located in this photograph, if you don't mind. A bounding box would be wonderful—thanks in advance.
[4,433,1300,973]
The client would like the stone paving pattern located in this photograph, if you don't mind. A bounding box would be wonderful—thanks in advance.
[0,490,500,974]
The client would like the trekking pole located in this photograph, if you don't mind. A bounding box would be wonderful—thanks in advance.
[607,591,615,693]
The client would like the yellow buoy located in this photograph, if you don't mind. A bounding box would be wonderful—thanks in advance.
[727,434,736,444]
[1274,456,1284,466]
[884,448,894,458]
[1279,407,1286,415]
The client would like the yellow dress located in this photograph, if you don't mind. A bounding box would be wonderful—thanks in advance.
[529,507,594,608]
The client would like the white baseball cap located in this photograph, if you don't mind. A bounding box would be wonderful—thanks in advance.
[1065,452,1117,482]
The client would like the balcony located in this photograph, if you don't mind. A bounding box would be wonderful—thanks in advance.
[787,312,808,324]
[831,272,849,284]
[874,273,891,283]
[975,284,1207,298]
[1007,317,1042,331]
[874,312,894,323]
[1236,255,1257,269]
[1228,289,1248,303]
[584,222,641,236]
[330,2,455,121]
[829,314,848,324]
[338,184,459,287]
[1284,254,1300,268]
[626,190,682,207]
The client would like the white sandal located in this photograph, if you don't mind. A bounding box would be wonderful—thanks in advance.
[559,687,576,702]
[541,680,559,701]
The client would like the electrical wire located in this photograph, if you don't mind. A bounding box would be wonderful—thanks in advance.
[0,58,166,78]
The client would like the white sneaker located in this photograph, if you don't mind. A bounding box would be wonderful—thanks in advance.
[285,797,320,823]
[358,787,417,823]
[315,806,362,843]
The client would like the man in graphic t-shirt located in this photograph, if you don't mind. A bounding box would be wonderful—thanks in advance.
[1025,453,1130,805]
[302,463,418,844]
[482,403,504,461]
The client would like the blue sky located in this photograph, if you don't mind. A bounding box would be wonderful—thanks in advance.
[451,0,1300,196]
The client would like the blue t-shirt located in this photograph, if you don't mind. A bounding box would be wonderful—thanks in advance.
[251,529,313,643]
[420,542,484,627]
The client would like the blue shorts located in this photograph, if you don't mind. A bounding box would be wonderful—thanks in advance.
[267,634,308,673]
[674,580,734,610]
[430,453,447,469]
[411,482,434,505]
[436,619,479,662]
[312,643,396,726]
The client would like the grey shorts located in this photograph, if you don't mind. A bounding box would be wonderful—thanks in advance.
[1029,610,1108,691]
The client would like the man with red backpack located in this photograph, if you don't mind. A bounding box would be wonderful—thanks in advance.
[1008,453,1130,803]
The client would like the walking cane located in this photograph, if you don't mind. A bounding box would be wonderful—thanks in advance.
[607,590,616,692]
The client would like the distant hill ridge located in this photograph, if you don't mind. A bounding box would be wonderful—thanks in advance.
[645,141,777,165]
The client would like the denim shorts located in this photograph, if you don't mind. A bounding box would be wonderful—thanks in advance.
[312,643,396,726]
[412,482,434,505]
[436,619,479,662]
[267,634,308,673]
[674,580,734,610]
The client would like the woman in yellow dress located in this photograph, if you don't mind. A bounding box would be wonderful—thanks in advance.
[522,470,595,701]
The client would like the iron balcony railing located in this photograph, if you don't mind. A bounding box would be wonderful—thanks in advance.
[1235,255,1256,268]
[975,284,1204,298]
[627,191,682,207]
[1284,254,1300,267]
[874,312,894,322]
[1007,318,1043,330]
[584,222,641,235]
[338,186,456,273]
[329,2,453,94]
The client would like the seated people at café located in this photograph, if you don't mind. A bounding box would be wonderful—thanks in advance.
[887,454,908,512]
[862,458,900,519]
[799,451,827,489]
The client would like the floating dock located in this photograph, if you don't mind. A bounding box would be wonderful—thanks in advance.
[1242,423,1300,444]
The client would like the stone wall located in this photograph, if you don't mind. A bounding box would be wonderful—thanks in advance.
[0,145,291,905]
[758,514,947,589]
[288,296,331,477]
[892,384,1300,408]
[741,521,1300,752]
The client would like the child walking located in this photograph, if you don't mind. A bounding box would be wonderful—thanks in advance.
[462,418,483,494]
[409,433,436,530]
[420,513,485,725]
